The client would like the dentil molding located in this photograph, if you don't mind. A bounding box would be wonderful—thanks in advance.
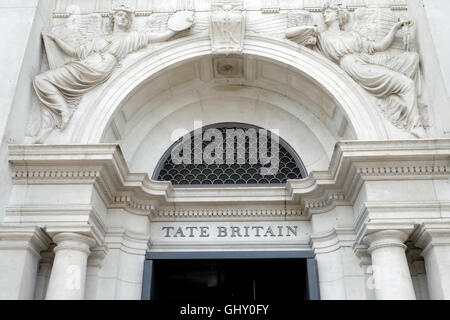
[7,139,450,221]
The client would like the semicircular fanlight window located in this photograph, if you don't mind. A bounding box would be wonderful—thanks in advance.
[153,123,307,187]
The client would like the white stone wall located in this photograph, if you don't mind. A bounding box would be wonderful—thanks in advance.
[0,0,449,300]
[0,0,54,224]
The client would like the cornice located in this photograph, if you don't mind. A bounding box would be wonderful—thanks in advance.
[7,139,450,220]
[328,139,450,202]
[0,226,52,258]
[4,204,107,245]
[410,222,450,253]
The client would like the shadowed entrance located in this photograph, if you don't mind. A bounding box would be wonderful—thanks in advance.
[152,259,307,300]
[142,251,320,300]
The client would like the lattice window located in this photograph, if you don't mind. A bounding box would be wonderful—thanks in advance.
[153,123,307,187]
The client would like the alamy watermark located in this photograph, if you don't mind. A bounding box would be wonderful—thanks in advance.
[170,121,280,175]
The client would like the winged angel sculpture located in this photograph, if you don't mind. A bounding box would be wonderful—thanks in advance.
[284,2,425,138]
[32,5,195,143]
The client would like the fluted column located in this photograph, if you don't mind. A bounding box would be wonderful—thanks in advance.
[45,233,96,300]
[363,230,416,300]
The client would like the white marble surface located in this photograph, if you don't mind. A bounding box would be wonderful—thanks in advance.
[45,233,95,300]
[0,0,450,300]
[364,230,416,300]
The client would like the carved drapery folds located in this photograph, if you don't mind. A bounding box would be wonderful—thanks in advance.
[31,1,427,143]
[285,2,426,138]
[32,5,194,144]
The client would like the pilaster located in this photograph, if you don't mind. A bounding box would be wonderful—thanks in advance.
[34,244,55,300]
[411,223,450,299]
[0,225,51,299]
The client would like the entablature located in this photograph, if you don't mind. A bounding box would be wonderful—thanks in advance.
[7,139,450,222]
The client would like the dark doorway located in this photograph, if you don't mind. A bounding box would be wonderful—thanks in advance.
[152,259,307,301]
[142,251,320,300]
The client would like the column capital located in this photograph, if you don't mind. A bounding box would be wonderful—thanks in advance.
[411,223,450,253]
[53,233,96,255]
[363,230,410,253]
[0,225,52,257]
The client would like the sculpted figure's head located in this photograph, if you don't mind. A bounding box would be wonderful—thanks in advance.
[322,2,349,30]
[110,5,134,32]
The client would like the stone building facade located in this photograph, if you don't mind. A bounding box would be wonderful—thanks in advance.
[0,0,449,300]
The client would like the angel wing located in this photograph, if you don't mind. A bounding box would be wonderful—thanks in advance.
[287,10,317,47]
[145,13,171,32]
[45,13,105,69]
[352,8,416,52]
[189,14,209,34]
[146,12,208,40]
[247,11,315,43]
[247,13,288,38]
[287,10,313,28]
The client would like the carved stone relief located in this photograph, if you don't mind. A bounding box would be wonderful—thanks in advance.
[210,1,246,82]
[32,5,194,144]
[261,0,280,14]
[31,1,428,143]
[210,0,245,55]
[286,1,427,138]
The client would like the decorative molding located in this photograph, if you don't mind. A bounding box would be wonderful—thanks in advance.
[153,208,304,220]
[52,12,71,18]
[411,222,450,254]
[135,11,153,17]
[112,195,156,216]
[70,34,387,143]
[356,164,448,177]
[6,140,450,222]
[390,0,408,11]
[104,228,150,255]
[52,232,96,255]
[363,230,410,253]
[210,0,245,55]
[303,193,347,214]
[4,203,107,246]
[310,229,341,254]
[0,226,52,258]
[335,228,358,247]
[261,0,280,14]
[11,169,101,183]
[347,0,366,12]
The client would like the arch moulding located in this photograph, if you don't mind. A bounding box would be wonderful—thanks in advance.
[68,34,388,144]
